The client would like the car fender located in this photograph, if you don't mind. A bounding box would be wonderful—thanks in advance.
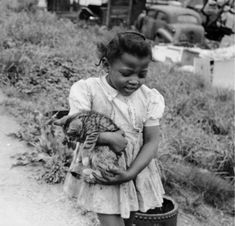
[155,28,174,43]
[78,7,95,20]
[170,23,205,44]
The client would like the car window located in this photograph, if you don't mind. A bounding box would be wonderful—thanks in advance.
[185,0,204,8]
[177,15,199,24]
[147,10,157,18]
[156,11,168,22]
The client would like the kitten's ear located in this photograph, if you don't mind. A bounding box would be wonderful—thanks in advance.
[67,119,83,134]
[53,115,70,126]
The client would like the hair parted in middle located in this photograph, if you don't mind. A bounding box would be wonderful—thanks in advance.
[96,31,152,67]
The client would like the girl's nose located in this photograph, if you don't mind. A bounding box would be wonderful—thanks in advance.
[128,79,140,85]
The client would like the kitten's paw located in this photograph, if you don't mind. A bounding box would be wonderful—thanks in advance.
[82,157,90,166]
[82,168,95,183]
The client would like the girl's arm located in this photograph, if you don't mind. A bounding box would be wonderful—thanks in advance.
[97,131,128,155]
[127,126,159,179]
[92,126,160,185]
[97,132,111,145]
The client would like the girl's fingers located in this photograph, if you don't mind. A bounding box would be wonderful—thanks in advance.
[117,130,125,137]
[120,130,125,137]
[94,166,123,185]
[107,167,122,175]
[97,166,109,175]
[97,165,117,175]
[99,169,110,180]
[97,168,115,181]
[92,172,109,184]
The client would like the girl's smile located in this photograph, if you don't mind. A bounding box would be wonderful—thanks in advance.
[106,53,151,96]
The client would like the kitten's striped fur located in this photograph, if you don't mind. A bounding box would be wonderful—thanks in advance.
[55,111,122,181]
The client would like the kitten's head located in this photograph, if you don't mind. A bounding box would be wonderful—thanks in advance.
[53,114,83,141]
[66,118,83,140]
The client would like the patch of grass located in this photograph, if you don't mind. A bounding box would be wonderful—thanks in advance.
[161,159,234,213]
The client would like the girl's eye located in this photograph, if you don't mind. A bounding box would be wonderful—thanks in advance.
[120,72,132,77]
[119,70,147,78]
[138,72,147,78]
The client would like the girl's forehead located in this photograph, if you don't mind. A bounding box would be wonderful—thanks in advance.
[116,53,150,69]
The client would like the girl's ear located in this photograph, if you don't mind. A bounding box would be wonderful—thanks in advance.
[101,57,110,73]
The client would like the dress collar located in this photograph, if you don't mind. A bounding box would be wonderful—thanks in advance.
[100,75,119,100]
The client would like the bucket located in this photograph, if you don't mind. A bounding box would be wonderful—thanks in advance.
[133,196,178,226]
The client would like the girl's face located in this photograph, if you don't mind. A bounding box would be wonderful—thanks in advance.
[107,53,150,96]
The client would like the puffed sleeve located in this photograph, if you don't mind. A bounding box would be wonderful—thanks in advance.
[144,89,165,127]
[68,79,92,115]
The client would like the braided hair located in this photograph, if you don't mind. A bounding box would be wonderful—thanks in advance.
[96,31,152,67]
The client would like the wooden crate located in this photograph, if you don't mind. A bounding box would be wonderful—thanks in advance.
[194,57,235,90]
[212,58,235,90]
[47,0,71,12]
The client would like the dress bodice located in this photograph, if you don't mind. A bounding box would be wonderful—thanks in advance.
[64,75,166,218]
[68,75,165,139]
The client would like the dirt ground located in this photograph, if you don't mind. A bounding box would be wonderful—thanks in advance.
[0,91,98,226]
[0,90,233,226]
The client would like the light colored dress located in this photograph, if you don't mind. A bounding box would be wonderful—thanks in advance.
[63,75,165,219]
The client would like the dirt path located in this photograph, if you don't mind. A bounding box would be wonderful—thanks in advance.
[0,91,97,226]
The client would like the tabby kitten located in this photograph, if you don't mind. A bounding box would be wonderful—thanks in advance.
[54,111,124,183]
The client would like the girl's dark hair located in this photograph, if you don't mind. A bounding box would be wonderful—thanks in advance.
[96,31,152,66]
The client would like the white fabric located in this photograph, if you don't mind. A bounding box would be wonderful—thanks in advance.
[38,0,47,7]
[79,0,108,6]
[64,75,165,218]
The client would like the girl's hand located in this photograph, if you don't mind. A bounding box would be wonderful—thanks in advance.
[92,166,133,185]
[98,131,128,155]
[108,130,128,155]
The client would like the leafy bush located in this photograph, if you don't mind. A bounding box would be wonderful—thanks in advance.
[6,0,39,13]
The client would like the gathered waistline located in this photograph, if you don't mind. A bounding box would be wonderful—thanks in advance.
[123,128,142,134]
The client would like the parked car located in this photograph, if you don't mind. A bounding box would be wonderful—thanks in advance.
[135,5,205,45]
[78,0,146,27]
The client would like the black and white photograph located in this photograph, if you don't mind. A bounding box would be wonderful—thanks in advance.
[0,0,234,225]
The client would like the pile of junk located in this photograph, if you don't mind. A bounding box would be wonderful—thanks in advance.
[38,0,234,48]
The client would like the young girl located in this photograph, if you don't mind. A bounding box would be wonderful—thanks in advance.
[63,31,165,226]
